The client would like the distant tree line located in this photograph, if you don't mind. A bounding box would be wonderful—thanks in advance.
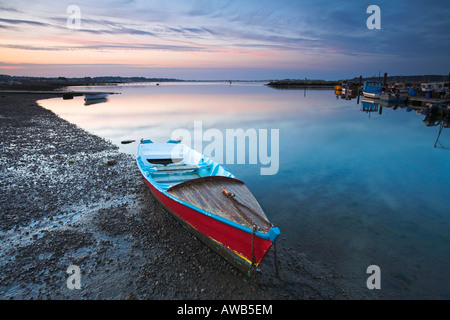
[0,74,183,83]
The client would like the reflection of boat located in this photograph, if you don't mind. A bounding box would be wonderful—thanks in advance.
[62,93,74,100]
[362,81,382,99]
[341,92,359,100]
[84,93,109,106]
[361,97,379,113]
[84,98,107,106]
[422,102,450,127]
[378,99,406,109]
[444,105,450,128]
[334,85,342,97]
[421,102,450,149]
[136,140,280,275]
[380,92,407,103]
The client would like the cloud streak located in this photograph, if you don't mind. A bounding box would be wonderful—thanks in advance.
[0,0,449,79]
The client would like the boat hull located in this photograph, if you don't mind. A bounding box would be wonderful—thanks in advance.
[363,91,381,99]
[362,81,382,99]
[141,175,278,275]
[84,93,108,100]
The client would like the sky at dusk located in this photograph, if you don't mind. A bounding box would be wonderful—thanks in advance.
[0,0,449,80]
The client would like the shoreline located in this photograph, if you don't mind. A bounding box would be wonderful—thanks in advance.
[0,92,374,300]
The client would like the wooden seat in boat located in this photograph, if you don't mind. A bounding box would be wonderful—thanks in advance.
[155,165,199,172]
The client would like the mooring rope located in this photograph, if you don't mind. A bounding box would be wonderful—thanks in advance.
[221,186,278,276]
[221,187,271,229]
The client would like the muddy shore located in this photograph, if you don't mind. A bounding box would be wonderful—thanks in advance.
[0,93,373,300]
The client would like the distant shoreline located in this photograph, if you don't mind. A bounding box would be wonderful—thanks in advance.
[1,74,449,90]
[265,80,339,88]
[1,74,449,96]
[266,74,450,88]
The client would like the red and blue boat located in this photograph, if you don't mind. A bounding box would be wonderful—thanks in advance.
[136,139,280,275]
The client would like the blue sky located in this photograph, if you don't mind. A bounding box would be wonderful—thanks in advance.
[0,0,449,80]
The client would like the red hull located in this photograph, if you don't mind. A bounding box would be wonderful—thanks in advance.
[142,176,274,272]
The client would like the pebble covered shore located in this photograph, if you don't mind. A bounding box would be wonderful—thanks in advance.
[0,93,371,300]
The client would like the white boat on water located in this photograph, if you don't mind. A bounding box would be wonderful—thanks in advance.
[421,82,446,93]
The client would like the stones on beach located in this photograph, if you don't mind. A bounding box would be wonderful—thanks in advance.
[105,159,117,166]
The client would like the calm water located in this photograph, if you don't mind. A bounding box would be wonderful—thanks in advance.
[40,82,450,299]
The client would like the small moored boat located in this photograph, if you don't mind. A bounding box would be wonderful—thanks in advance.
[340,81,359,96]
[84,93,108,100]
[362,80,382,99]
[136,139,280,275]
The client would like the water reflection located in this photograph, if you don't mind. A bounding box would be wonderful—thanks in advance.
[422,103,450,149]
[335,89,359,101]
[360,97,410,115]
[84,98,108,106]
[361,97,380,115]
[39,82,294,155]
[379,100,407,109]
[422,103,450,127]
[39,83,450,298]
[358,92,450,149]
